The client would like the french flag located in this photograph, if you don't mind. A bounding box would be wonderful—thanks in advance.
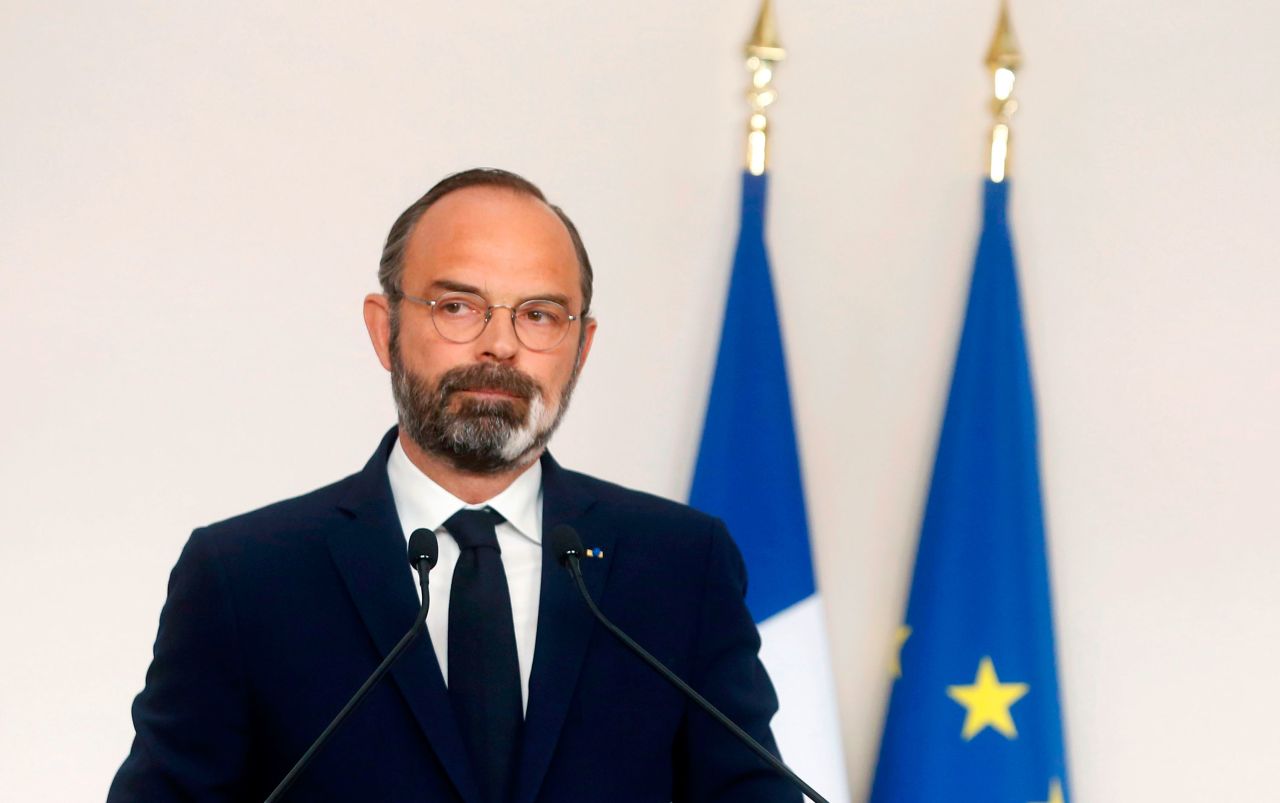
[690,171,848,801]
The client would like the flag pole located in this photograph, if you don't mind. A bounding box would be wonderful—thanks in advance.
[985,0,1022,183]
[868,5,1070,800]
[689,3,851,798]
[744,0,785,176]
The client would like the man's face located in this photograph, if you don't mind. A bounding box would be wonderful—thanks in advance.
[380,186,595,474]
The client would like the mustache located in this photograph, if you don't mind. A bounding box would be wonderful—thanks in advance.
[436,363,540,402]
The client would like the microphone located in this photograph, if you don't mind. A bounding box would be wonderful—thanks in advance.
[264,528,439,803]
[546,525,830,803]
[407,527,441,574]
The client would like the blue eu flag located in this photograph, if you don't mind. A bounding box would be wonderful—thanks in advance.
[869,180,1070,803]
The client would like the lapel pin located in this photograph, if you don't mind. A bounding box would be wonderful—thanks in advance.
[584,548,605,559]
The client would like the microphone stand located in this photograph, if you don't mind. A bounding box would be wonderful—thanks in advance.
[264,548,434,803]
[562,553,830,803]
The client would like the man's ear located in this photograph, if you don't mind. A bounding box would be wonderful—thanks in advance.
[575,317,598,372]
[363,294,394,372]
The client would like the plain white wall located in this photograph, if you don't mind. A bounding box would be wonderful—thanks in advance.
[3,1,1278,799]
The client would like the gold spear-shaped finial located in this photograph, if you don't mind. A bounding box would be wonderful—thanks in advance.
[744,0,785,176]
[985,0,1022,182]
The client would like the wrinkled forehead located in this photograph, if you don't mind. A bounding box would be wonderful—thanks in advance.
[402,186,582,303]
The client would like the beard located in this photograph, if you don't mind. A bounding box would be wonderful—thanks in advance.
[390,336,581,475]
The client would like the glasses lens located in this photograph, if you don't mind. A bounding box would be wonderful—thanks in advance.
[514,300,571,351]
[431,292,488,343]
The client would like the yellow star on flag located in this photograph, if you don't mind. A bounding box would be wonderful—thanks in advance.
[946,656,1029,740]
[890,625,912,678]
[1030,777,1065,803]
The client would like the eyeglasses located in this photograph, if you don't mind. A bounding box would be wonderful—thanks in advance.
[395,290,581,352]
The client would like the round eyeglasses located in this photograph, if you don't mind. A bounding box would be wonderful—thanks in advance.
[396,290,581,352]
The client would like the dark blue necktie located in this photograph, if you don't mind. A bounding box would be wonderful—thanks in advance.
[445,507,521,803]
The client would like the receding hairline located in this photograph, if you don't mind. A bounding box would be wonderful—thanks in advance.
[379,167,595,319]
[400,185,584,292]
[411,183,572,239]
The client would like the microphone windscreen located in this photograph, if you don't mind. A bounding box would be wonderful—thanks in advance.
[546,525,583,565]
[407,528,439,571]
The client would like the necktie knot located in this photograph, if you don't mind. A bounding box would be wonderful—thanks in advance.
[445,507,505,551]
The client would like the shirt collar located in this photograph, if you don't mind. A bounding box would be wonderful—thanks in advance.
[386,438,543,545]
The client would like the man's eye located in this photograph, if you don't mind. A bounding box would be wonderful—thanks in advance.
[520,307,562,326]
[439,300,476,316]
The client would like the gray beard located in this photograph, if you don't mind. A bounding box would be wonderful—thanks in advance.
[390,344,579,475]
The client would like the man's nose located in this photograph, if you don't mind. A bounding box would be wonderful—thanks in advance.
[476,307,521,361]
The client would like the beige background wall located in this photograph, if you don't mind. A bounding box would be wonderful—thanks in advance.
[3,1,1277,799]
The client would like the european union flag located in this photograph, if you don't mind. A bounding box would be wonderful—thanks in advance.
[869,180,1070,803]
[691,171,849,800]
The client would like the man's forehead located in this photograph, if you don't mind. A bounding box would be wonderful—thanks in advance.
[403,186,580,292]
[414,185,563,239]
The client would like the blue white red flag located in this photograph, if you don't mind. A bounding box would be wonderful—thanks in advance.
[691,170,849,801]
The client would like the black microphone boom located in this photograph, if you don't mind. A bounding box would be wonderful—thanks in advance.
[545,525,830,803]
[263,528,439,803]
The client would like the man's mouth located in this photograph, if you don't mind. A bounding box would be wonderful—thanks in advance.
[455,387,525,401]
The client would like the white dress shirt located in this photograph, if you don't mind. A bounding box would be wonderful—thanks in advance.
[386,439,543,713]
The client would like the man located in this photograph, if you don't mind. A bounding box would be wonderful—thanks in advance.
[109,169,797,802]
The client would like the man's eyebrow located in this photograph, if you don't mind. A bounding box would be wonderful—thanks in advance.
[528,292,572,307]
[429,279,484,295]
[428,279,572,308]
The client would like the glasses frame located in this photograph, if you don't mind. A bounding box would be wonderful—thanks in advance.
[394,290,581,353]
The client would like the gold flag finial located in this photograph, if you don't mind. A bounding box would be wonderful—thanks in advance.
[744,0,785,175]
[746,0,785,62]
[984,1,1022,73]
[985,0,1022,182]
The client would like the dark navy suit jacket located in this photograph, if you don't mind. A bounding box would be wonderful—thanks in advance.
[109,429,797,802]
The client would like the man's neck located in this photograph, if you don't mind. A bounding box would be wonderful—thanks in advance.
[397,432,539,505]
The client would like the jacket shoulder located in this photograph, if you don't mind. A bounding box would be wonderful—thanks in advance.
[559,467,721,528]
[552,465,741,570]
[192,470,364,548]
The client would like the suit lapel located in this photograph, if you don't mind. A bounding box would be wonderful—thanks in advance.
[327,429,480,803]
[513,454,615,803]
